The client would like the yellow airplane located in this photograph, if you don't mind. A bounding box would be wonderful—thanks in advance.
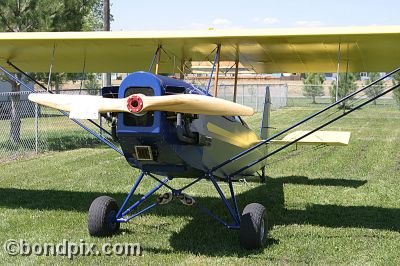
[0,26,399,249]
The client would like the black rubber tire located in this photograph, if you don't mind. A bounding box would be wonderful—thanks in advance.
[239,203,268,249]
[88,196,120,237]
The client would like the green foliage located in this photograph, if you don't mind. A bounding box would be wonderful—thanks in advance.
[83,0,114,31]
[0,0,101,32]
[0,0,55,32]
[84,73,101,95]
[329,73,358,108]
[302,73,325,103]
[364,72,384,105]
[52,0,100,31]
[392,72,400,107]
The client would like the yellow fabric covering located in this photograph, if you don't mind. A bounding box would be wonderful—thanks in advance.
[0,26,399,73]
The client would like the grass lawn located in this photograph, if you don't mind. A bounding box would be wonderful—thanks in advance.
[0,104,399,265]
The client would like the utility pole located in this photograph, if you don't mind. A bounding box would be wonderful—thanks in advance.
[102,0,111,88]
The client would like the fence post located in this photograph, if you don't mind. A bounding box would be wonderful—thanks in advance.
[99,90,103,137]
[35,102,39,154]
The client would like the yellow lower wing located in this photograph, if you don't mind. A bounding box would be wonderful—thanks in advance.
[271,131,351,146]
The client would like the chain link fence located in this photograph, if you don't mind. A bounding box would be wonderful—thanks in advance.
[217,84,288,111]
[0,89,110,163]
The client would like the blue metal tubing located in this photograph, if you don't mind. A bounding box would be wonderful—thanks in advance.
[117,203,158,223]
[208,173,241,225]
[116,171,145,218]
[229,82,400,177]
[147,173,205,194]
[148,46,161,72]
[146,173,175,192]
[227,176,241,223]
[211,67,400,173]
[195,202,240,229]
[121,177,169,218]
[206,45,220,93]
[0,65,124,156]
[178,175,205,193]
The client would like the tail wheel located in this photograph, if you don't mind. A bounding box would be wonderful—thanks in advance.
[239,203,268,249]
[88,196,120,236]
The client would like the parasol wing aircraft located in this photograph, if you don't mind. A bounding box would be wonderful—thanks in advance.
[0,26,399,249]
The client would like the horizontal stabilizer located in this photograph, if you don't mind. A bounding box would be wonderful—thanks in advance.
[271,131,351,146]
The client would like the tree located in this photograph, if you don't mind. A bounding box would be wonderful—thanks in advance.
[84,73,101,95]
[392,72,400,108]
[0,0,101,144]
[329,73,358,109]
[364,72,384,105]
[302,73,325,104]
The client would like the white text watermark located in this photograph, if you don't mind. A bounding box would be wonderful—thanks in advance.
[3,239,142,259]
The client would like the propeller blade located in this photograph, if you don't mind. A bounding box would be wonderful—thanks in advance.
[28,93,254,118]
[28,93,127,119]
[126,94,255,116]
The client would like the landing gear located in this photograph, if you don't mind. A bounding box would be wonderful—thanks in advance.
[239,203,268,249]
[86,172,268,250]
[88,196,120,236]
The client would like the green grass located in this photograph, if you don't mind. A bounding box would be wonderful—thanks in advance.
[0,111,109,161]
[0,105,399,265]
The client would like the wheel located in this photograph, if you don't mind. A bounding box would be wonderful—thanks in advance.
[88,196,120,236]
[239,203,268,249]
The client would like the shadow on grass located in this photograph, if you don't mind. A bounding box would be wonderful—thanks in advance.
[0,176,399,256]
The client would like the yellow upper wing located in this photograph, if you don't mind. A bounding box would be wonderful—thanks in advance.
[0,26,400,73]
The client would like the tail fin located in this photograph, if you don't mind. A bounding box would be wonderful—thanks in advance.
[260,86,271,139]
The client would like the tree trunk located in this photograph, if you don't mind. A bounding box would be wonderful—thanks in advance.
[9,73,22,144]
[312,96,316,104]
[55,74,60,94]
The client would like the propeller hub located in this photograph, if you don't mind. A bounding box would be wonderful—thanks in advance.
[127,95,143,113]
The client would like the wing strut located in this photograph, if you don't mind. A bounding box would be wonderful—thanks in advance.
[213,44,221,97]
[148,45,162,73]
[47,44,56,92]
[206,44,221,94]
[233,56,240,103]
[335,42,341,101]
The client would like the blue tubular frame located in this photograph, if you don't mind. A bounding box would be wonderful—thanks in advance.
[148,46,161,73]
[115,171,242,230]
[116,173,169,222]
[206,45,220,94]
[0,65,124,156]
